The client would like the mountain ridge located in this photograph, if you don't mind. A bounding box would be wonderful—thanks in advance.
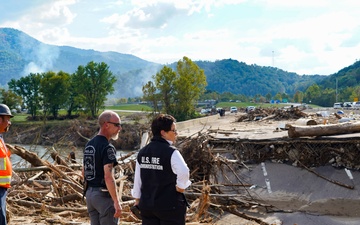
[0,27,159,82]
[3,27,354,99]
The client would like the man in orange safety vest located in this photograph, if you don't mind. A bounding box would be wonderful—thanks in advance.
[0,104,13,225]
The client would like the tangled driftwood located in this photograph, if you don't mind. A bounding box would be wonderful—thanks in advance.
[8,117,360,225]
[9,142,261,224]
[7,144,140,224]
[237,107,308,122]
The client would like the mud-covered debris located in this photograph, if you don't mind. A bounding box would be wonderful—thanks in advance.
[237,107,308,122]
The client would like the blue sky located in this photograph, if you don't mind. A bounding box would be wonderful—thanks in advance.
[1,0,360,75]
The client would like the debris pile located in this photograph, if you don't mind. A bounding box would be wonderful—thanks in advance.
[237,107,308,122]
[8,116,360,224]
[180,131,360,223]
[7,144,140,224]
[9,141,272,225]
[180,135,281,224]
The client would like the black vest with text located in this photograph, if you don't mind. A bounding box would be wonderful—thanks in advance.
[137,136,178,210]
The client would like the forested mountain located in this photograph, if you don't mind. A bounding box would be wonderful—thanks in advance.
[0,28,160,91]
[195,59,324,96]
[318,60,360,90]
[3,27,358,100]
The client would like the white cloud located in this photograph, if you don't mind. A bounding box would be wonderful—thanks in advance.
[1,0,360,75]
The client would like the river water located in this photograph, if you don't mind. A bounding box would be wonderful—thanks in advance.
[10,144,134,168]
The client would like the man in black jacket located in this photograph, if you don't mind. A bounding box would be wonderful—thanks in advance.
[132,114,191,225]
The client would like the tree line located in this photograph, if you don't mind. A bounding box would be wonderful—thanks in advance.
[3,61,116,119]
[2,56,359,122]
[1,56,207,122]
[198,83,357,107]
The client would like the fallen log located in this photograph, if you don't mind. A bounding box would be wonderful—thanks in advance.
[7,144,45,167]
[288,122,360,138]
[26,180,52,186]
[51,193,82,206]
[9,199,88,213]
[293,158,354,189]
[260,114,276,121]
[51,149,74,170]
[13,164,82,173]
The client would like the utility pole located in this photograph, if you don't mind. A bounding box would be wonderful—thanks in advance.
[336,78,338,102]
[272,51,274,67]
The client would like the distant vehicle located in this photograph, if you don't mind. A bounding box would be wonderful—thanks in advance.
[354,102,360,108]
[245,106,255,112]
[333,103,342,109]
[200,108,211,114]
[230,106,238,113]
[343,102,352,108]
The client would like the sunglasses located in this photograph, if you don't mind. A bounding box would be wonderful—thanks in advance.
[107,122,122,127]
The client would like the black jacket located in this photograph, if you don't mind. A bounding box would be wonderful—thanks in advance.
[137,136,180,210]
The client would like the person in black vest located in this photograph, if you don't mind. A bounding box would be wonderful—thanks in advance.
[83,110,122,225]
[132,114,191,225]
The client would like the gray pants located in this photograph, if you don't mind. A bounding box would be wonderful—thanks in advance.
[86,187,118,225]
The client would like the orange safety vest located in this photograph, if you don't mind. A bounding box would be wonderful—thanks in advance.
[0,138,12,188]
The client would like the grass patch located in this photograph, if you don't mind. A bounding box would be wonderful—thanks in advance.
[216,102,303,108]
[10,114,28,122]
[106,104,152,111]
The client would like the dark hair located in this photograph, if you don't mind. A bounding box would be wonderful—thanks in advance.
[151,114,176,136]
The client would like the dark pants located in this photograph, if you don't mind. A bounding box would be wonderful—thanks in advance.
[86,187,118,225]
[0,187,7,225]
[140,199,187,225]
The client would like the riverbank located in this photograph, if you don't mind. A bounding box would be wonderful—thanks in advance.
[4,115,149,150]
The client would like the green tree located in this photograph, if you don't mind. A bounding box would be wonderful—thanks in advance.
[304,84,321,104]
[142,57,207,121]
[317,88,335,107]
[293,91,304,103]
[218,92,236,102]
[154,66,177,114]
[350,86,360,102]
[0,89,22,111]
[254,94,263,103]
[200,90,220,102]
[274,93,282,101]
[40,71,71,118]
[142,81,159,113]
[173,56,207,121]
[265,93,272,102]
[118,98,128,104]
[65,74,85,117]
[281,93,289,102]
[8,73,42,118]
[339,86,354,102]
[72,61,116,118]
